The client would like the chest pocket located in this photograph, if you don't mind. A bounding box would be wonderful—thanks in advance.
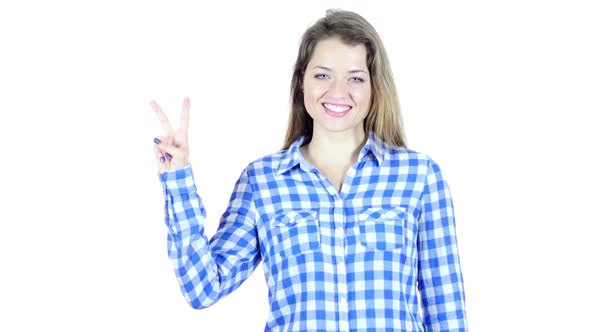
[270,210,321,258]
[358,207,406,250]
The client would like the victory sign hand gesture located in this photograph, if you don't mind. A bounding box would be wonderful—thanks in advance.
[152,97,191,174]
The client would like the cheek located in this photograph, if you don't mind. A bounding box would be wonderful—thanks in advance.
[302,88,315,116]
[352,87,372,107]
[303,85,321,107]
[303,81,319,95]
[302,86,312,104]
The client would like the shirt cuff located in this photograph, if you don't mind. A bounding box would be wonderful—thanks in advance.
[159,164,196,196]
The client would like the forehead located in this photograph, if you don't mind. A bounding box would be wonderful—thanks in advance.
[308,38,368,69]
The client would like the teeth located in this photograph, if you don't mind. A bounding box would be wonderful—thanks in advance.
[323,103,351,113]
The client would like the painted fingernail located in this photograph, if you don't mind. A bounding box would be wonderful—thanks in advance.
[154,137,161,144]
[165,152,172,159]
[160,156,165,163]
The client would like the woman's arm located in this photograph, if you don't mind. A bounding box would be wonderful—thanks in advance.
[160,165,260,309]
[417,159,468,331]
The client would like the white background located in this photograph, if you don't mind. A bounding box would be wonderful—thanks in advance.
[1,0,589,331]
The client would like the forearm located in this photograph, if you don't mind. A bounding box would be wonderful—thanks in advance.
[164,188,225,308]
[418,229,468,331]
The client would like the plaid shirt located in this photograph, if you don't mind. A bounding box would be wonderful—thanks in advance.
[159,132,468,331]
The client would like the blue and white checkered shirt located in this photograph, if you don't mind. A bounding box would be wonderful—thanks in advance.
[159,132,468,331]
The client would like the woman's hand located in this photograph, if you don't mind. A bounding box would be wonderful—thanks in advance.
[152,97,191,174]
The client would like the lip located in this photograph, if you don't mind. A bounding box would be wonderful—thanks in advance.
[321,102,352,117]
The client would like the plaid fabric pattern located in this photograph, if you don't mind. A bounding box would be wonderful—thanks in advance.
[159,132,468,331]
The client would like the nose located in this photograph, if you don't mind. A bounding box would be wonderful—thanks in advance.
[326,79,349,99]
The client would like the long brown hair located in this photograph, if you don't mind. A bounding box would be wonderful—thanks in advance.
[282,9,407,149]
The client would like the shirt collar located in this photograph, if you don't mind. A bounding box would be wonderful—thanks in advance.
[276,136,308,175]
[275,132,385,175]
[359,131,385,166]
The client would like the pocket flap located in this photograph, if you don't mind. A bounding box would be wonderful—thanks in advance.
[271,210,318,227]
[358,207,407,222]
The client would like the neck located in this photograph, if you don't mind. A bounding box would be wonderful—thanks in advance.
[306,129,367,166]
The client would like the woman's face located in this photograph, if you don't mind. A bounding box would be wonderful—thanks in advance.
[303,37,371,137]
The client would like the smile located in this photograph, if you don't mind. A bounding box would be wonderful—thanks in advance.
[322,102,352,117]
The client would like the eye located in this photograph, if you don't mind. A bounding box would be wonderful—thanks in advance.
[350,77,365,83]
[314,73,329,80]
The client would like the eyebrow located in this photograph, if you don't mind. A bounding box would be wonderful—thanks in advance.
[313,66,368,74]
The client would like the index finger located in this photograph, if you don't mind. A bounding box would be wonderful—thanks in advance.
[151,100,174,135]
[180,97,190,132]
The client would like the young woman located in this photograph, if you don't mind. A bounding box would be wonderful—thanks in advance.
[152,9,468,331]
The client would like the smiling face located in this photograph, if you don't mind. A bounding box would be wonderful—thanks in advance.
[302,37,372,138]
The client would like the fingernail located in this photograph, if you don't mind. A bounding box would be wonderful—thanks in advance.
[160,156,165,163]
[165,152,172,159]
[154,137,161,144]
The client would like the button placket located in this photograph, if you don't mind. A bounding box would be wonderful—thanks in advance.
[333,197,349,330]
